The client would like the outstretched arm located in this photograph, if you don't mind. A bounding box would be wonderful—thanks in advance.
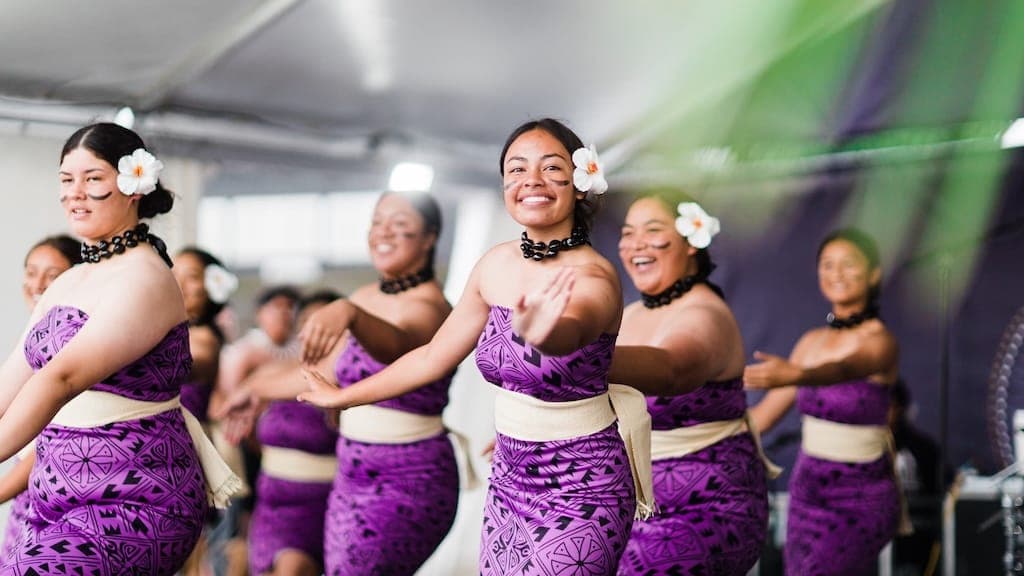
[744,328,897,390]
[512,263,621,357]
[299,264,490,409]
[0,264,187,461]
[299,293,447,365]
[749,387,798,433]
[610,305,734,396]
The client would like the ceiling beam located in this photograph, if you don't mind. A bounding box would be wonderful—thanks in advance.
[134,0,305,110]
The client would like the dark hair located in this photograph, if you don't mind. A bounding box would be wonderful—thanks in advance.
[817,227,881,307]
[177,246,230,341]
[256,285,302,308]
[298,289,343,313]
[61,122,174,219]
[890,377,910,409]
[499,118,598,238]
[25,234,83,268]
[381,191,442,270]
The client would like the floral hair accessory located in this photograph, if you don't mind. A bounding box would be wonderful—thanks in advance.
[117,148,164,196]
[675,202,720,249]
[572,144,608,196]
[204,263,238,304]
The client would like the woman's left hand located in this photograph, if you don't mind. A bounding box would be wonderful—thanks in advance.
[511,266,575,348]
[297,367,346,409]
[743,351,804,389]
[298,299,352,365]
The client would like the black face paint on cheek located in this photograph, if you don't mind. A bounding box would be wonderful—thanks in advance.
[552,179,571,186]
[650,241,671,250]
[503,181,516,191]
[87,191,113,201]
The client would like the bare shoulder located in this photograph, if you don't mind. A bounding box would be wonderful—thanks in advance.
[791,326,829,361]
[349,283,378,307]
[93,253,182,314]
[478,241,519,272]
[859,319,898,348]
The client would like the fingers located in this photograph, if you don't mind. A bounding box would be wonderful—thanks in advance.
[300,324,326,364]
[301,367,333,391]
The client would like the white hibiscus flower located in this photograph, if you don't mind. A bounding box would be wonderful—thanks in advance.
[675,202,720,249]
[571,145,608,196]
[205,264,238,304]
[116,148,164,196]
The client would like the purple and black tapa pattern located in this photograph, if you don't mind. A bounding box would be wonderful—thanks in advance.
[2,305,207,575]
[620,379,768,575]
[476,305,635,576]
[325,338,458,576]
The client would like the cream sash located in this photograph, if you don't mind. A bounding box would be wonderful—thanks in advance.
[494,384,656,520]
[801,414,914,535]
[801,415,887,463]
[260,446,337,483]
[341,404,445,443]
[340,404,480,490]
[49,390,242,508]
[650,413,782,479]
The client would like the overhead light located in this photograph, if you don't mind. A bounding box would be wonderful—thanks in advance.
[388,162,434,192]
[113,106,135,129]
[1001,118,1024,149]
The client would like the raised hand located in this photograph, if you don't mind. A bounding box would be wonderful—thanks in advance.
[743,351,804,389]
[296,367,347,409]
[511,266,575,348]
[212,387,260,444]
[298,299,352,365]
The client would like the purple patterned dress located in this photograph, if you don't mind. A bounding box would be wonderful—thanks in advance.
[325,338,459,576]
[248,401,337,574]
[179,379,211,423]
[620,379,768,575]
[2,305,207,575]
[476,305,635,576]
[786,380,900,576]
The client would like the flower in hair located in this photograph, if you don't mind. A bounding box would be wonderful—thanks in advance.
[204,264,238,304]
[675,202,720,249]
[572,145,608,196]
[117,148,164,196]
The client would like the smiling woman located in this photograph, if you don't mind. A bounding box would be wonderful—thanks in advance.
[745,228,903,576]
[0,122,239,576]
[294,118,650,576]
[0,234,81,561]
[608,196,774,575]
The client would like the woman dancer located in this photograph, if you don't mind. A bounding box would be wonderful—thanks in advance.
[299,118,652,575]
[611,196,772,575]
[173,247,236,425]
[745,228,901,576]
[227,290,340,576]
[172,246,236,575]
[283,191,458,575]
[0,122,237,574]
[0,235,81,560]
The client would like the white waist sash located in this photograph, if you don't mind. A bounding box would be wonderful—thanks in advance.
[340,404,445,444]
[650,414,782,479]
[340,404,479,490]
[494,384,655,519]
[801,414,913,535]
[260,446,337,483]
[801,414,887,463]
[49,390,242,508]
